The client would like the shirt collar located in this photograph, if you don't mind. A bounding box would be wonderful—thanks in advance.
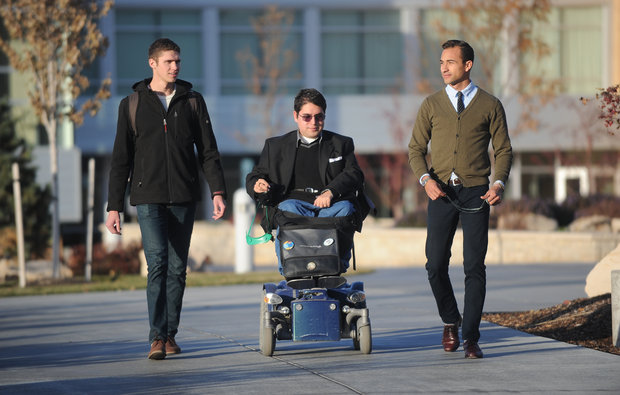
[297,130,322,146]
[445,81,476,98]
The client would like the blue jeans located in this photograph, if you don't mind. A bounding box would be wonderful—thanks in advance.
[137,203,196,343]
[275,199,355,275]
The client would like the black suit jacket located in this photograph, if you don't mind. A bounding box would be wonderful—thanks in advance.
[246,130,364,206]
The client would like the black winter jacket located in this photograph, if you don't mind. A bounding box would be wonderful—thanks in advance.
[107,79,227,212]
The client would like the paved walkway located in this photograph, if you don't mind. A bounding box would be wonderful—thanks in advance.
[1,264,619,394]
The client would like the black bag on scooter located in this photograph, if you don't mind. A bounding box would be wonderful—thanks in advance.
[275,211,355,279]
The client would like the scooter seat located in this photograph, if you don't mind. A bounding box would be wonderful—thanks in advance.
[317,276,347,289]
[286,278,316,290]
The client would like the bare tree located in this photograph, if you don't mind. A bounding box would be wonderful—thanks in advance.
[357,94,416,219]
[236,5,298,138]
[435,0,559,134]
[361,1,559,219]
[589,85,620,135]
[579,86,620,195]
[0,0,112,278]
[557,97,606,194]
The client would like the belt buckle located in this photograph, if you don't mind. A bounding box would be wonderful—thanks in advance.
[451,178,462,186]
[304,187,317,193]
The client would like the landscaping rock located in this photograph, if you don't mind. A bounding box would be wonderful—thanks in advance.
[497,213,557,231]
[585,242,620,297]
[569,215,611,232]
[0,258,10,284]
[612,218,620,233]
[22,260,73,282]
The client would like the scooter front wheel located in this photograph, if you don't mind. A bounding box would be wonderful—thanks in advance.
[259,293,276,356]
[352,329,360,350]
[358,323,372,354]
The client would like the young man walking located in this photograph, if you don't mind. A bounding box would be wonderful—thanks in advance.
[408,40,512,359]
[106,38,227,360]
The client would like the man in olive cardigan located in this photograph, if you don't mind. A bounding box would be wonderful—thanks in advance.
[408,40,512,359]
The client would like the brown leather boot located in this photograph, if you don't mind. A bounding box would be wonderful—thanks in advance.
[148,339,166,360]
[165,336,181,355]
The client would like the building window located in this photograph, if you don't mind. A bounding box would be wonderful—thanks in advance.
[520,152,556,199]
[321,10,403,94]
[417,8,496,93]
[420,5,603,96]
[595,175,614,195]
[527,5,603,95]
[522,173,555,200]
[219,9,303,95]
[115,9,202,94]
[418,9,456,91]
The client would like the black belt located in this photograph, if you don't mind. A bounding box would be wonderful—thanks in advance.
[293,187,320,194]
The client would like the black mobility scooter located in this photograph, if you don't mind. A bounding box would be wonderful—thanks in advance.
[256,208,372,356]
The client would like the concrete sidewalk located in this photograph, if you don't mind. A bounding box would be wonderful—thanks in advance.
[1,264,619,394]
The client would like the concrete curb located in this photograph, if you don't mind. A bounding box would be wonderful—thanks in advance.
[102,222,620,269]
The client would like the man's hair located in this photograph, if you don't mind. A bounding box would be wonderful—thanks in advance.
[294,88,327,113]
[148,38,181,60]
[442,39,474,63]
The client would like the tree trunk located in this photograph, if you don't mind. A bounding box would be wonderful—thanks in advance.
[48,122,60,279]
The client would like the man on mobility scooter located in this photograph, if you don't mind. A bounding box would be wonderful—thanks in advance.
[246,88,374,356]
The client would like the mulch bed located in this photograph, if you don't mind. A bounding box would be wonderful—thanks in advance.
[483,293,619,355]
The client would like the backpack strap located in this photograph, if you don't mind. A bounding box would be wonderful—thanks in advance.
[187,91,199,125]
[187,91,198,113]
[128,92,139,136]
[128,90,199,136]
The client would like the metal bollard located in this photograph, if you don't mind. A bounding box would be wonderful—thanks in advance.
[234,188,255,273]
[612,270,620,347]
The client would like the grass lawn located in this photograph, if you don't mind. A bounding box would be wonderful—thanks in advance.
[0,269,373,298]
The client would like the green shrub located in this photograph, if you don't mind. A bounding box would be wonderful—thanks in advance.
[564,194,620,219]
[395,209,428,227]
[67,242,142,276]
[0,103,52,258]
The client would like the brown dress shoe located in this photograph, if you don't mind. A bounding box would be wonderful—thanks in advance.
[464,340,483,359]
[442,324,460,352]
[165,336,181,355]
[148,339,166,360]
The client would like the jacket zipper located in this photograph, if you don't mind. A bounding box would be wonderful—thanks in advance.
[163,117,173,203]
[161,91,187,204]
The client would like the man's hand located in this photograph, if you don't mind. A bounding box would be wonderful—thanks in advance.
[481,183,504,206]
[105,210,122,235]
[253,178,270,194]
[424,179,446,200]
[313,189,333,208]
[212,195,226,220]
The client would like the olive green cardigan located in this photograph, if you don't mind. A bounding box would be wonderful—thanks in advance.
[408,88,512,187]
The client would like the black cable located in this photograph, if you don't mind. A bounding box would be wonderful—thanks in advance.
[443,193,488,214]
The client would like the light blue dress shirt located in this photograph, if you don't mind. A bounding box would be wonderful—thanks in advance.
[445,82,477,113]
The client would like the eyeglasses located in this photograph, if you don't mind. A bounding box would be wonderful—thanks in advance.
[298,113,325,122]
